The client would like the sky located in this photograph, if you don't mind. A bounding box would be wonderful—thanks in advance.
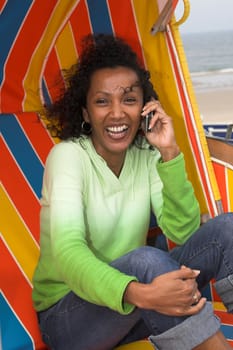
[175,0,233,33]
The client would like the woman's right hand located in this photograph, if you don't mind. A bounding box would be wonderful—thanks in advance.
[124,266,206,316]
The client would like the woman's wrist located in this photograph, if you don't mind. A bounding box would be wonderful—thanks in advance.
[123,281,149,309]
[159,144,180,162]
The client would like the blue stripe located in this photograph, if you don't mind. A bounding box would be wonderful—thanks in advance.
[42,78,52,106]
[0,114,43,199]
[0,293,34,350]
[0,0,33,84]
[86,0,113,34]
[220,324,233,340]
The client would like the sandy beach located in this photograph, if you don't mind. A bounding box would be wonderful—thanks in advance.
[194,87,233,124]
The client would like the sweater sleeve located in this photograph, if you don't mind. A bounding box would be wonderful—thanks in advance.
[150,152,200,244]
[43,142,137,314]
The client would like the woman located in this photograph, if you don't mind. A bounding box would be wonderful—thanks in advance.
[32,34,233,349]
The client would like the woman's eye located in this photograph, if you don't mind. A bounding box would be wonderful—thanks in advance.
[124,97,136,104]
[96,98,107,105]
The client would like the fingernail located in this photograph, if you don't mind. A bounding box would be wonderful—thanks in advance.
[193,269,201,275]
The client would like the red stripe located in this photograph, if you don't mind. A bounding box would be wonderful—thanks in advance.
[43,48,65,104]
[1,1,57,112]
[70,0,93,54]
[215,309,233,325]
[0,240,47,349]
[0,138,40,242]
[165,31,215,216]
[210,279,221,302]
[0,0,7,13]
[208,281,215,301]
[16,112,54,165]
[172,0,179,11]
[108,0,145,66]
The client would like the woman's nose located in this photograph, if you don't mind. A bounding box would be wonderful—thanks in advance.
[111,102,124,118]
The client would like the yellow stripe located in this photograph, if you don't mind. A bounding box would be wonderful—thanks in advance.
[115,340,154,349]
[227,167,233,211]
[0,186,40,282]
[133,1,181,111]
[55,22,78,70]
[133,0,208,213]
[23,0,78,112]
[213,301,227,312]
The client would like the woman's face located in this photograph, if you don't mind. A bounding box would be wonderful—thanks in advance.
[83,66,143,163]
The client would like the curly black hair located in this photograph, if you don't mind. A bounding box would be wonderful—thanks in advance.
[45,33,158,140]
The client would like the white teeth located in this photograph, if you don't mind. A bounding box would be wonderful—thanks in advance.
[107,125,128,133]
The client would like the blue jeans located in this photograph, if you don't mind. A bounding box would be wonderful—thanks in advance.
[38,213,233,350]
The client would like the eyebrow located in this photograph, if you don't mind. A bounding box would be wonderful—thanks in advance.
[95,81,142,96]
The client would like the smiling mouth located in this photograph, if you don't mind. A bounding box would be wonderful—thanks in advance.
[106,124,129,138]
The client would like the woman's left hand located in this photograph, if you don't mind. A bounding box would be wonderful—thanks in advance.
[141,99,180,162]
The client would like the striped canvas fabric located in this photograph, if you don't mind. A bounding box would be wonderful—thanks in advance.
[1,1,232,348]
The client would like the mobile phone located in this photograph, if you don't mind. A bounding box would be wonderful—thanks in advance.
[143,111,153,133]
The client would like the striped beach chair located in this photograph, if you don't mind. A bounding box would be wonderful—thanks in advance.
[1,1,232,348]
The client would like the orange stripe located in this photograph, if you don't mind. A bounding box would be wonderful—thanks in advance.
[108,0,145,66]
[0,138,40,242]
[227,167,233,211]
[0,240,46,349]
[1,1,57,112]
[16,112,54,165]
[212,162,228,212]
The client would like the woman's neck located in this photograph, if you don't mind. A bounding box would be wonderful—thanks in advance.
[106,154,125,177]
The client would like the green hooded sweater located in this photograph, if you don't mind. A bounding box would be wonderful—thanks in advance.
[32,136,200,315]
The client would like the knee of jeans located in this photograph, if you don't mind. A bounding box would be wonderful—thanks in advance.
[222,213,233,233]
[212,213,233,245]
[213,212,233,228]
[128,246,180,283]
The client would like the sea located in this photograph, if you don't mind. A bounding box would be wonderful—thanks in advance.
[181,30,233,93]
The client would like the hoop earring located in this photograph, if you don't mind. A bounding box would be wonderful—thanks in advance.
[81,121,92,134]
